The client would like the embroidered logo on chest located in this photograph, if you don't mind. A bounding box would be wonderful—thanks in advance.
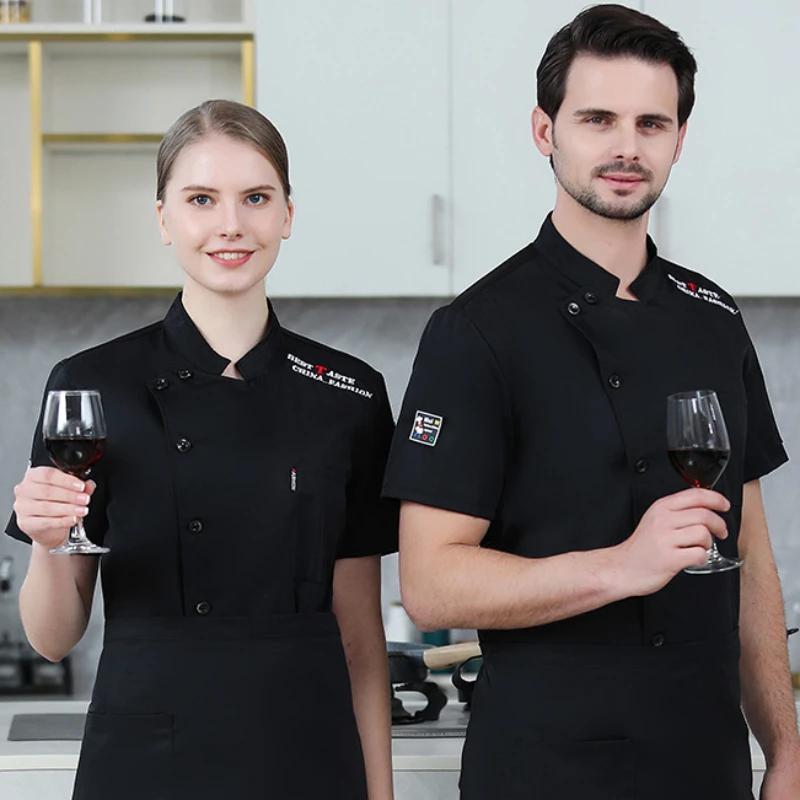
[667,274,740,316]
[286,353,374,399]
[410,411,443,446]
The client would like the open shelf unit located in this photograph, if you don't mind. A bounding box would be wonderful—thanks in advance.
[0,0,254,291]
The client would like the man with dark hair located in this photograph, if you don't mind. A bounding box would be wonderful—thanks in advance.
[383,4,800,798]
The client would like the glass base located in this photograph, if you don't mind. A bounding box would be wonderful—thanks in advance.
[684,553,743,574]
[49,541,109,555]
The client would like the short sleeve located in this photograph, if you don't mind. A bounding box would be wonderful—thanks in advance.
[336,373,399,558]
[5,361,109,547]
[741,342,788,483]
[381,305,511,520]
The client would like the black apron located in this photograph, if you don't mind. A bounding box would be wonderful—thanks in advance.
[459,630,753,800]
[72,613,367,800]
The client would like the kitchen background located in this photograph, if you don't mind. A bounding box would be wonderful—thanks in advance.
[1,294,799,697]
[2,0,800,703]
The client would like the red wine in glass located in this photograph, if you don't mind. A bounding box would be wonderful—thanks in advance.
[667,448,730,490]
[666,390,740,573]
[42,390,109,555]
[44,438,106,481]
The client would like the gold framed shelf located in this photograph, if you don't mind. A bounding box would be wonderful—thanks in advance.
[2,22,255,290]
[43,133,164,143]
[0,27,254,43]
[0,286,180,297]
[42,133,165,152]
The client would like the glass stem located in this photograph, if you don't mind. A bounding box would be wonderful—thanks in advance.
[707,540,725,563]
[68,518,91,546]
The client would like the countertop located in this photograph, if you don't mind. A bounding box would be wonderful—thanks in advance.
[0,700,465,772]
[0,699,798,773]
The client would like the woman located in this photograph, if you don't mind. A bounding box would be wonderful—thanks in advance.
[7,99,397,800]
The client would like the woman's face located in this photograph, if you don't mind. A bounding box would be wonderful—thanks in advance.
[157,133,293,297]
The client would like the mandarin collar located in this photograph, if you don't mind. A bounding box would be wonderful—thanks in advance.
[162,293,284,380]
[535,214,664,303]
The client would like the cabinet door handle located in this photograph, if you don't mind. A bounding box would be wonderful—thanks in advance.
[432,194,445,265]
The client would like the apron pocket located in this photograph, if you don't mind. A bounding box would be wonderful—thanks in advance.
[72,712,174,800]
[512,737,635,800]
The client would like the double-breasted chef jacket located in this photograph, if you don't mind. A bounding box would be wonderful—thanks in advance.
[7,294,399,800]
[382,216,787,800]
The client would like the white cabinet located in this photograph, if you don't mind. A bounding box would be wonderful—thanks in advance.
[451,1,641,293]
[641,0,800,296]
[255,2,451,298]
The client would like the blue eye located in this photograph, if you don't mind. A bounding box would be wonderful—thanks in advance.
[247,193,266,204]
[190,195,211,206]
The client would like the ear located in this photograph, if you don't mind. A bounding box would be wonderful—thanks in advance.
[532,107,555,158]
[156,200,171,246]
[281,198,295,241]
[672,121,688,164]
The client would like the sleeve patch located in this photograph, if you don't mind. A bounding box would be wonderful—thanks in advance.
[409,411,443,446]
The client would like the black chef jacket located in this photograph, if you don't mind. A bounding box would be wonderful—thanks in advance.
[7,293,399,617]
[382,216,787,800]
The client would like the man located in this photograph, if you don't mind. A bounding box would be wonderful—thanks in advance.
[382,5,800,798]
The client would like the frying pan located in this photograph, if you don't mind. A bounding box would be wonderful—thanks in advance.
[387,640,481,723]
[387,640,481,683]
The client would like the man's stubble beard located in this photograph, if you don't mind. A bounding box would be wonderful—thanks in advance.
[551,136,665,222]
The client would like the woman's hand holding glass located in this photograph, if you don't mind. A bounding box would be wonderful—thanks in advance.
[13,467,97,552]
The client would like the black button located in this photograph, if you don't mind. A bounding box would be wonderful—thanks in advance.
[584,292,598,304]
[195,601,211,615]
[176,438,192,453]
[154,377,169,391]
[651,633,666,647]
[567,302,581,316]
[188,519,203,534]
[635,459,648,474]
[608,374,622,389]
[178,369,194,380]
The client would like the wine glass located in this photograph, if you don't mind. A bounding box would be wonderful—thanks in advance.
[666,389,740,574]
[42,390,109,555]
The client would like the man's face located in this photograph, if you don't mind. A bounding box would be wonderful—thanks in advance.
[535,55,686,221]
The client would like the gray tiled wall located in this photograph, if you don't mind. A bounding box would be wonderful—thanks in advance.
[0,295,797,698]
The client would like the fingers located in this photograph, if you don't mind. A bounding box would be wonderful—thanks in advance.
[679,545,714,569]
[671,525,715,551]
[662,488,731,513]
[14,468,92,543]
[669,509,728,539]
[26,466,86,492]
[14,498,88,520]
[16,480,90,507]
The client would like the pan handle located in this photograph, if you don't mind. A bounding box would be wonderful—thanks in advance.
[422,641,482,671]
